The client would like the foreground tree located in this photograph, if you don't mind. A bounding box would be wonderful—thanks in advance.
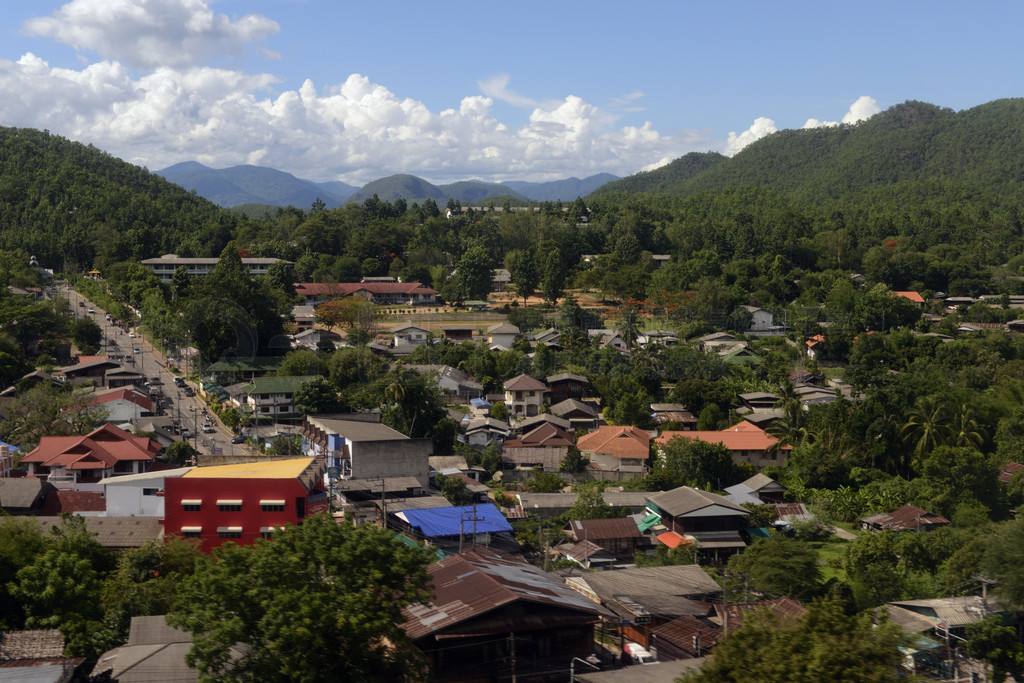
[169,516,434,682]
[727,535,823,600]
[683,598,908,682]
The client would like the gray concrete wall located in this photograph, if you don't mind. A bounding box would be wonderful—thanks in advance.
[352,438,432,488]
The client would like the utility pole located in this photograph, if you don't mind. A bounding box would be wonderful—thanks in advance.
[508,633,516,683]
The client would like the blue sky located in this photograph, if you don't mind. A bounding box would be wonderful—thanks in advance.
[1,1,1022,185]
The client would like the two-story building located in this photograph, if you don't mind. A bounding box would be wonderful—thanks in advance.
[240,375,318,422]
[503,374,548,418]
[141,255,287,282]
[546,373,589,404]
[302,415,432,488]
[293,282,438,306]
[164,457,327,552]
[19,423,161,492]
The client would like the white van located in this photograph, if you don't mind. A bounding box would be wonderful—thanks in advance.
[623,642,656,665]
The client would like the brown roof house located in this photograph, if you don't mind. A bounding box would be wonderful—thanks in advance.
[859,505,950,533]
[503,373,548,418]
[565,564,721,650]
[577,426,651,475]
[546,373,589,404]
[645,486,750,561]
[403,547,607,681]
[566,517,642,557]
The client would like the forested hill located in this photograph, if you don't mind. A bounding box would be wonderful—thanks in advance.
[0,127,237,271]
[595,99,1024,204]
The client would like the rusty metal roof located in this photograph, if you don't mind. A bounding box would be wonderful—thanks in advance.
[568,517,642,541]
[402,547,607,641]
[651,614,721,655]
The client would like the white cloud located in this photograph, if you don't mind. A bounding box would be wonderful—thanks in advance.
[22,0,279,71]
[610,90,646,113]
[477,74,537,108]
[843,95,881,124]
[725,116,777,156]
[802,117,839,129]
[0,54,712,183]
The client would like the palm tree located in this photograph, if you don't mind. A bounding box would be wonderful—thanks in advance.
[950,402,986,449]
[901,395,952,468]
[616,303,642,349]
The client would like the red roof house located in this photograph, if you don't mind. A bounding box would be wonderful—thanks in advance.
[577,426,651,474]
[293,282,438,305]
[19,423,160,492]
[657,421,790,469]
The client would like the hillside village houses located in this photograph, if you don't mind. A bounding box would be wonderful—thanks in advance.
[9,269,1024,681]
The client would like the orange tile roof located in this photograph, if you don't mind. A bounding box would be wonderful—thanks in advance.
[656,422,789,453]
[894,291,925,304]
[20,423,158,470]
[576,426,650,459]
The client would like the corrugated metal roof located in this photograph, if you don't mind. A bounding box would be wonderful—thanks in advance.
[402,547,606,640]
[888,596,988,628]
[567,564,721,600]
[569,518,642,541]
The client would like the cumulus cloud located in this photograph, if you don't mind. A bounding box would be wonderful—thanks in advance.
[842,95,881,123]
[802,117,839,129]
[22,0,279,71]
[725,116,777,156]
[802,96,881,129]
[0,55,712,183]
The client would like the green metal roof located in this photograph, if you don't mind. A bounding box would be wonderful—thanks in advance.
[241,375,319,394]
[638,512,662,533]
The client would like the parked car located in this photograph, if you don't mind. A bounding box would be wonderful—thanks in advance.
[231,434,247,444]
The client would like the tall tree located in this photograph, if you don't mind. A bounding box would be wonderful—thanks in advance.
[505,248,539,306]
[683,599,907,682]
[169,516,434,682]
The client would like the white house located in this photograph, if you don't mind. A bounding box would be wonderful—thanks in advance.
[100,467,194,517]
[487,322,521,349]
[393,324,430,347]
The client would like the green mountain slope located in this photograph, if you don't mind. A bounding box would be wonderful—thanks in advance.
[595,99,1024,205]
[0,127,235,271]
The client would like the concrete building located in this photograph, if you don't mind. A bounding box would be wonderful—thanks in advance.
[302,415,432,489]
[164,457,327,553]
[141,255,287,282]
[100,467,194,517]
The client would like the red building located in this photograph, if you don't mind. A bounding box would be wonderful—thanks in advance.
[164,458,327,552]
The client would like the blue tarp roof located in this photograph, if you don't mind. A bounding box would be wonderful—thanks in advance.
[470,398,492,409]
[1,441,20,453]
[402,504,513,537]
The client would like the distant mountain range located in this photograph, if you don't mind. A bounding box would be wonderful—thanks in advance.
[155,162,618,208]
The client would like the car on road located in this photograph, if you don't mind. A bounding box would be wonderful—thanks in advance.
[77,301,85,308]
[183,387,194,397]
[180,427,190,438]
[87,308,95,313]
[133,347,141,354]
[202,422,215,433]
[231,434,247,444]
[174,377,185,387]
